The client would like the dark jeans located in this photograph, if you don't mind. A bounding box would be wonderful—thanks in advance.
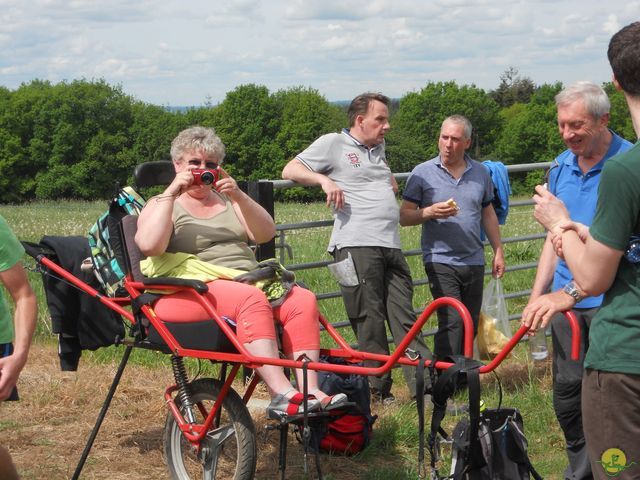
[334,246,432,397]
[424,262,484,358]
[551,308,596,480]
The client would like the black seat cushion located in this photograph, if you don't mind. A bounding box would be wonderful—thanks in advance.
[146,320,237,353]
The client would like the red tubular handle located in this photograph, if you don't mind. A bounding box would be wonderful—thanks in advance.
[563,309,581,361]
[481,309,581,373]
[415,296,474,357]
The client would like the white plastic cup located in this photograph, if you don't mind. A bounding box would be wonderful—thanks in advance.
[529,329,549,361]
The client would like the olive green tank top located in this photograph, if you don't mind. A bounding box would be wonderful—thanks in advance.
[167,195,258,272]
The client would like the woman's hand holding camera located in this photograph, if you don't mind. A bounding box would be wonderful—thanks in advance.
[165,170,196,197]
[214,167,241,199]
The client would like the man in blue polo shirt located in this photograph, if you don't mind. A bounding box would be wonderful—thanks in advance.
[400,115,505,359]
[523,81,632,480]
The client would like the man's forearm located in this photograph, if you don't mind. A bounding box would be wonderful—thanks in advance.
[399,204,429,226]
[282,159,324,186]
[482,206,502,252]
[559,229,621,295]
[12,293,37,363]
[530,235,558,299]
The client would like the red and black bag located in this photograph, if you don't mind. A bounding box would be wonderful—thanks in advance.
[313,356,377,455]
[318,413,373,454]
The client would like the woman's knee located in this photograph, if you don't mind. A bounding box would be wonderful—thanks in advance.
[278,287,320,351]
[213,283,275,343]
[287,286,319,313]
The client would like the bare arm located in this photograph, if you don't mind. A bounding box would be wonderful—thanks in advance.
[521,232,596,331]
[533,185,622,295]
[0,262,37,400]
[521,289,577,332]
[282,158,345,210]
[554,227,622,296]
[481,204,505,278]
[135,170,193,256]
[218,167,275,244]
[528,233,558,301]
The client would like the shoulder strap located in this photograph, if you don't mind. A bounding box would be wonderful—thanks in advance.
[416,357,429,479]
[422,356,484,478]
[545,158,562,194]
[118,186,146,214]
[504,417,544,480]
[464,366,485,471]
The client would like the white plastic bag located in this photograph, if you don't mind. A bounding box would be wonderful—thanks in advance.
[477,277,512,360]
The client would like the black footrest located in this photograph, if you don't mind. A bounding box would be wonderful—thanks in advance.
[267,409,331,424]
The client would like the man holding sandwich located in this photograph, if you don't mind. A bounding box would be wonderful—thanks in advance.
[400,114,504,359]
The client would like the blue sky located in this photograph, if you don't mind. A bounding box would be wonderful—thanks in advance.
[1,0,637,106]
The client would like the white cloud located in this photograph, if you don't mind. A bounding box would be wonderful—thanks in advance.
[321,35,351,50]
[0,0,637,105]
[202,0,264,26]
[603,14,621,35]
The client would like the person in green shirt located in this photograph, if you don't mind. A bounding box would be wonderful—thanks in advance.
[529,21,640,480]
[0,214,37,479]
[0,214,37,401]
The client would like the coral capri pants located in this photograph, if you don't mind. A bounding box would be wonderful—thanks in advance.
[152,280,320,353]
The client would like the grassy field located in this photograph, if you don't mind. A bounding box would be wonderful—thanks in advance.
[0,198,570,479]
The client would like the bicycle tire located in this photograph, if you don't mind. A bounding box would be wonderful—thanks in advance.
[164,378,256,480]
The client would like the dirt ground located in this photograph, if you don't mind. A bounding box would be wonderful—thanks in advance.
[1,342,552,480]
[1,342,405,480]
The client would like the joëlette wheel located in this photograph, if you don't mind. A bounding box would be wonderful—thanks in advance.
[164,378,256,480]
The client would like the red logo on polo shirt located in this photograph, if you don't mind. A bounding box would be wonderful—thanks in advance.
[346,152,361,168]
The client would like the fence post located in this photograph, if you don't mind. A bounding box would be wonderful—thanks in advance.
[239,180,276,261]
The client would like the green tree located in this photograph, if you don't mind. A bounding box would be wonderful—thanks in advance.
[0,80,52,201]
[493,85,563,166]
[0,79,139,200]
[208,84,279,180]
[271,86,346,200]
[117,102,189,187]
[492,83,563,194]
[273,86,345,161]
[490,67,536,108]
[530,82,563,105]
[33,80,136,199]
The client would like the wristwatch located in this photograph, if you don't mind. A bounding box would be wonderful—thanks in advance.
[563,281,585,303]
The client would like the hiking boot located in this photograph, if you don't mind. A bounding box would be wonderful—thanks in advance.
[371,388,396,406]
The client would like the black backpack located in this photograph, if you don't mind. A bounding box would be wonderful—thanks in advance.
[449,407,541,480]
[311,356,377,455]
[418,355,542,480]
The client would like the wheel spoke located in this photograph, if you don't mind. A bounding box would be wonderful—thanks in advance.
[199,425,235,479]
[208,424,236,447]
[201,448,217,480]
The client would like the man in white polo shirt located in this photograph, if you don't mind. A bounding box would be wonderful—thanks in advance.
[282,92,431,403]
